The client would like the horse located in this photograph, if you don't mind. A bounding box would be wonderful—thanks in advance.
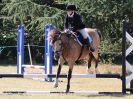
[48,28,100,93]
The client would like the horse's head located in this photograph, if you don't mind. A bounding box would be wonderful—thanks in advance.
[48,29,77,60]
[48,29,62,60]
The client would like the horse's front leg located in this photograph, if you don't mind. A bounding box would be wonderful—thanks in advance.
[53,64,62,88]
[53,57,65,88]
[66,63,74,93]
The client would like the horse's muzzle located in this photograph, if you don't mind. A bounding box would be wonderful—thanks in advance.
[54,52,60,60]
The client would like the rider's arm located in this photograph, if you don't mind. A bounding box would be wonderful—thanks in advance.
[75,13,85,29]
[76,14,83,27]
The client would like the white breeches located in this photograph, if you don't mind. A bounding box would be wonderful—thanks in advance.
[78,28,92,43]
[78,28,88,39]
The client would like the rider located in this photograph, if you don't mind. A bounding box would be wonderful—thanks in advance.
[64,4,95,52]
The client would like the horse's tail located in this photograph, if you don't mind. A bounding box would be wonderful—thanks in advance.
[95,29,102,40]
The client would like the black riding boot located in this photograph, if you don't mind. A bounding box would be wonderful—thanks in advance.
[85,37,95,52]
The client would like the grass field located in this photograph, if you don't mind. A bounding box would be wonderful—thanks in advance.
[0,64,133,99]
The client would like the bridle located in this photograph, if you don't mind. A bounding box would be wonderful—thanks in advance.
[52,34,63,55]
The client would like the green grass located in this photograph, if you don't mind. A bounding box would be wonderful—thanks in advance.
[0,65,133,99]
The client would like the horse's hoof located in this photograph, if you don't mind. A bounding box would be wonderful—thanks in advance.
[87,69,94,74]
[53,83,58,88]
[95,70,100,74]
[95,68,100,74]
[65,89,69,93]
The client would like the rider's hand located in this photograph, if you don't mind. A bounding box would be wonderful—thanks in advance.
[64,29,69,33]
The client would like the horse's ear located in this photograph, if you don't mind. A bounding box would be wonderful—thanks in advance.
[54,29,61,35]
[48,30,54,39]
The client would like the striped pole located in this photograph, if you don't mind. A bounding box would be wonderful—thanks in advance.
[0,73,121,78]
[44,24,53,81]
[17,25,24,74]
[0,91,122,95]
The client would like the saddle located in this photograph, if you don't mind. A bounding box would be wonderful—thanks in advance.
[65,30,87,46]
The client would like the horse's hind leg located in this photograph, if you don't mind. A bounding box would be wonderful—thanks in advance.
[87,53,94,74]
[93,52,100,74]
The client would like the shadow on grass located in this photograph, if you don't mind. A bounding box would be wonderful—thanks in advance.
[79,93,133,98]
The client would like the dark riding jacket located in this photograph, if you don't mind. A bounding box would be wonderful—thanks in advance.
[64,12,85,32]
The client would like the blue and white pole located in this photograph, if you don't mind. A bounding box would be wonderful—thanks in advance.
[17,25,24,74]
[17,24,53,81]
[45,24,53,81]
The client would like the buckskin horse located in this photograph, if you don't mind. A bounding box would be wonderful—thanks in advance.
[48,28,100,93]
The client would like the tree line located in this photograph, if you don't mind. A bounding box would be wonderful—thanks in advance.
[0,0,133,64]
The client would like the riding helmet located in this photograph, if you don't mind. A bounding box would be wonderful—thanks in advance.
[66,4,76,11]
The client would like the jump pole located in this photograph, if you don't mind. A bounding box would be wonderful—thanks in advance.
[0,91,122,95]
[44,24,53,81]
[0,73,121,78]
[17,24,53,81]
[17,25,24,74]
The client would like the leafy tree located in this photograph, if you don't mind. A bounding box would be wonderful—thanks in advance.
[0,0,133,64]
[1,0,65,45]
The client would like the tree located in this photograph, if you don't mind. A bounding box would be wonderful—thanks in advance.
[0,0,133,64]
